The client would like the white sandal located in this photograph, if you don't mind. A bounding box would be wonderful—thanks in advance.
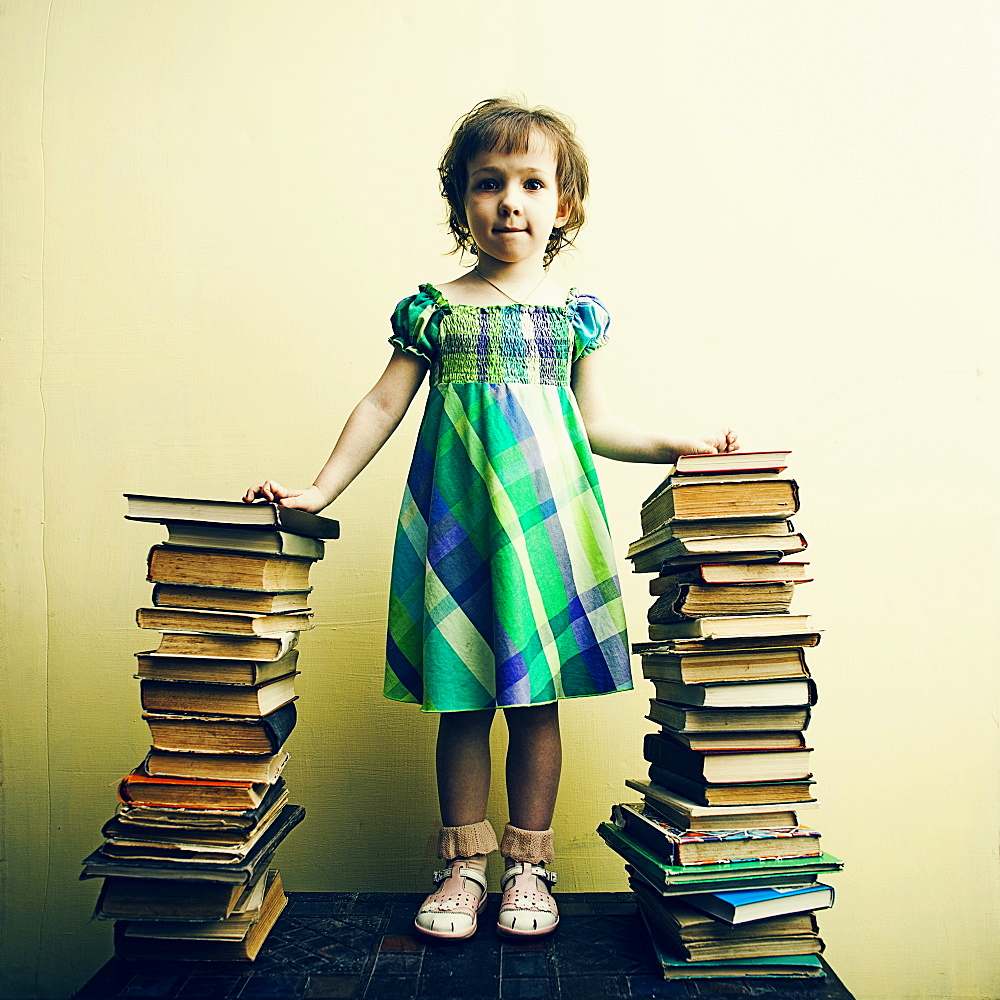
[497,862,559,937]
[414,865,489,940]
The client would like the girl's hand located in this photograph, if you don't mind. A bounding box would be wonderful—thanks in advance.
[242,481,329,512]
[665,428,740,461]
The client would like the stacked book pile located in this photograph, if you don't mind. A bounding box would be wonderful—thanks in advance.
[80,495,338,962]
[599,450,843,981]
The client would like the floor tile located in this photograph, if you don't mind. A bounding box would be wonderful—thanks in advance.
[176,975,250,998]
[121,972,188,996]
[237,972,309,997]
[72,894,855,1000]
[362,975,420,999]
[500,976,553,998]
[304,976,362,999]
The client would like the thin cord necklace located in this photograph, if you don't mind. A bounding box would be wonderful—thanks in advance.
[474,267,547,305]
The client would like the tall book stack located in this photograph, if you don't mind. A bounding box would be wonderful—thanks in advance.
[598,451,844,981]
[80,495,338,962]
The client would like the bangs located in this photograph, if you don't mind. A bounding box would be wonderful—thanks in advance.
[462,113,541,159]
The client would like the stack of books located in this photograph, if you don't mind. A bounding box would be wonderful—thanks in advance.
[599,451,843,981]
[80,495,338,962]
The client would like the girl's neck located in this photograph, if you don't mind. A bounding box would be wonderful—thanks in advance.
[466,255,549,305]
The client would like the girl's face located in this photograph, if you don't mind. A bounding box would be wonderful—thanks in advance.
[463,130,569,269]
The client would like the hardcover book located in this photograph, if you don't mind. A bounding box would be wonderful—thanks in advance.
[624,778,813,831]
[80,804,305,884]
[597,822,842,894]
[611,803,821,866]
[686,883,835,926]
[125,494,340,539]
[147,546,315,592]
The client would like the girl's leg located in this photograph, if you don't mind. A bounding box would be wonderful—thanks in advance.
[414,709,497,939]
[503,702,561,835]
[436,708,496,828]
[497,702,562,936]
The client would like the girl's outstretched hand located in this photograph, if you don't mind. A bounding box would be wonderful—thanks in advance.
[666,427,740,460]
[242,481,328,513]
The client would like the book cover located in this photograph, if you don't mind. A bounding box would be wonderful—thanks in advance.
[686,883,835,925]
[81,803,305,884]
[637,908,825,979]
[611,803,821,866]
[596,823,842,893]
[125,494,340,539]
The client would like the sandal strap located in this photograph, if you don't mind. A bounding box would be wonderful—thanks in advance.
[432,866,488,892]
[500,863,557,889]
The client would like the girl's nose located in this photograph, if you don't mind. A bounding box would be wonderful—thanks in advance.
[499,186,522,215]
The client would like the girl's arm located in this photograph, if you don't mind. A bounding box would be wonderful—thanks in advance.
[244,347,428,512]
[571,349,738,463]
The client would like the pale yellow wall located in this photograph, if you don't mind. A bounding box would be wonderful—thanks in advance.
[2,2,998,998]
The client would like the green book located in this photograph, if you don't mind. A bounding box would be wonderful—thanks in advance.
[640,908,826,979]
[597,822,843,895]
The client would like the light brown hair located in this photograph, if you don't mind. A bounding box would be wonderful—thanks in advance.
[439,98,589,266]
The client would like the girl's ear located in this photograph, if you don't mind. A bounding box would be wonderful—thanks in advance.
[555,199,571,229]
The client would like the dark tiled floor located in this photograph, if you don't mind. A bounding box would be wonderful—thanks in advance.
[74,893,855,1000]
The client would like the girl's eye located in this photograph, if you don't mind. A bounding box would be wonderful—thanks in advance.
[476,179,500,190]
[524,179,544,190]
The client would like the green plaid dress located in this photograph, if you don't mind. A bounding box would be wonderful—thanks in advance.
[384,283,632,712]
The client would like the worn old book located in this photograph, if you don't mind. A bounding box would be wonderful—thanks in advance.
[647,583,796,623]
[643,453,792,502]
[686,883,835,925]
[153,629,299,660]
[632,879,823,962]
[120,869,276,939]
[611,803,821,866]
[151,584,312,613]
[148,546,315,592]
[125,494,339,539]
[143,749,289,784]
[649,679,817,709]
[119,771,269,811]
[624,779,812,832]
[631,534,807,573]
[112,780,289,836]
[102,804,286,863]
[673,451,791,475]
[635,633,821,659]
[640,921,825,980]
[638,479,799,535]
[649,615,813,642]
[653,562,813,585]
[114,869,286,961]
[647,701,811,733]
[136,647,299,686]
[139,674,298,718]
[80,803,305,884]
[644,734,813,784]
[631,519,794,556]
[94,876,245,921]
[651,728,808,752]
[137,607,313,636]
[163,523,325,559]
[647,765,817,808]
[144,700,297,754]
[641,647,809,685]
[597,822,841,895]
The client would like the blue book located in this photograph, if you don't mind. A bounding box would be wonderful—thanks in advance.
[687,883,835,925]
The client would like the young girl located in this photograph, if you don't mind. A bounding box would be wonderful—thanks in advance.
[245,98,737,940]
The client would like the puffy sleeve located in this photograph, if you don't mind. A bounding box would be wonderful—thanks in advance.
[569,292,611,362]
[388,284,446,363]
